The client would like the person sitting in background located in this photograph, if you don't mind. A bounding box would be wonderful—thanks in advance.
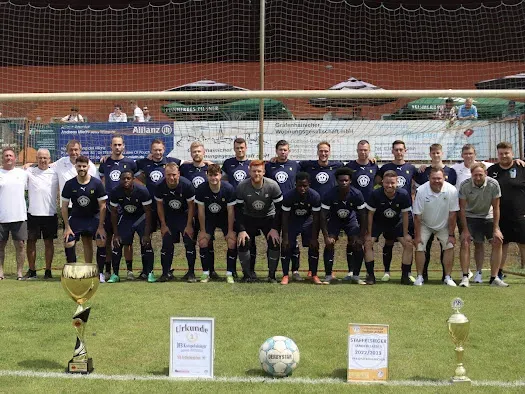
[108,105,127,122]
[501,101,520,120]
[434,98,457,121]
[457,98,478,120]
[61,107,84,123]
[129,100,144,122]
[143,106,152,122]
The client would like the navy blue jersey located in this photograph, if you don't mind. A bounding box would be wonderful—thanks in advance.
[321,185,366,223]
[366,187,412,225]
[195,181,236,221]
[136,157,181,197]
[282,188,322,222]
[299,160,344,197]
[264,160,300,193]
[61,177,107,218]
[377,162,416,195]
[413,165,457,186]
[99,157,137,193]
[154,176,195,216]
[222,157,251,189]
[180,163,208,189]
[109,184,152,218]
[345,160,379,202]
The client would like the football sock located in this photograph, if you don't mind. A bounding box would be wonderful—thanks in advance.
[383,244,393,272]
[323,248,334,276]
[65,246,76,263]
[365,260,374,276]
[226,248,237,273]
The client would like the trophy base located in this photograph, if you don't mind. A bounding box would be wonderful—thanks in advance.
[451,377,471,384]
[67,358,94,374]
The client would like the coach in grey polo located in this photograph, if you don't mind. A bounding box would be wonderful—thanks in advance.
[458,162,507,287]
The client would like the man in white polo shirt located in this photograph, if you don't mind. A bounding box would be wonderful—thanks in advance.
[0,147,28,280]
[413,167,459,286]
[129,100,145,122]
[24,149,59,280]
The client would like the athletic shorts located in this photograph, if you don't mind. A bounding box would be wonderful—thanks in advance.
[287,217,314,248]
[327,217,360,238]
[416,224,453,252]
[68,216,101,242]
[372,217,414,241]
[27,214,58,241]
[117,214,147,245]
[466,217,493,243]
[165,213,190,243]
[0,221,28,241]
[204,217,235,238]
[243,216,275,239]
[500,219,525,244]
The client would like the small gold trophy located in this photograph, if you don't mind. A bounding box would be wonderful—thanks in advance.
[447,298,471,384]
[61,263,99,374]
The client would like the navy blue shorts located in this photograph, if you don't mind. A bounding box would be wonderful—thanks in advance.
[68,216,100,242]
[117,214,147,245]
[372,218,414,240]
[327,217,360,238]
[166,214,190,243]
[287,217,314,248]
[204,217,232,238]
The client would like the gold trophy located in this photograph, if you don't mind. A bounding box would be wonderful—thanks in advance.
[61,263,100,374]
[447,298,471,384]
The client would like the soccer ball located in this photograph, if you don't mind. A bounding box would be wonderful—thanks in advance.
[259,336,300,377]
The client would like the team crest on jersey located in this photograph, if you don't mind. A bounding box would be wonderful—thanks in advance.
[233,170,247,182]
[208,203,222,214]
[397,177,406,187]
[109,170,121,182]
[295,209,308,216]
[275,171,288,183]
[169,199,182,210]
[383,208,397,219]
[149,170,163,183]
[124,205,137,213]
[357,175,371,187]
[252,200,265,210]
[316,172,329,184]
[337,209,350,219]
[192,176,205,188]
[77,196,90,207]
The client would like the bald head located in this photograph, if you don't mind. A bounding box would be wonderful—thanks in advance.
[37,148,51,170]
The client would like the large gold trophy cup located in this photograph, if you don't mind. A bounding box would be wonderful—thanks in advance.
[61,263,99,374]
[447,298,471,384]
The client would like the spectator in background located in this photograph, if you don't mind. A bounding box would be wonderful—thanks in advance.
[457,98,478,120]
[108,104,127,123]
[323,106,340,121]
[143,106,152,122]
[129,100,145,122]
[61,107,85,123]
[501,100,520,120]
[434,98,457,121]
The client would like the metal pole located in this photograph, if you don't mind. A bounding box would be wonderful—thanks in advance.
[258,0,265,160]
[519,118,524,159]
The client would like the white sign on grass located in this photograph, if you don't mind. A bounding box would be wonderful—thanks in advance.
[169,317,215,378]
[348,323,389,382]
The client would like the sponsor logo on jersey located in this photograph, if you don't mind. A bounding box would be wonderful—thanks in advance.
[124,205,137,213]
[337,209,350,219]
[149,170,163,183]
[383,208,397,219]
[316,172,329,184]
[252,200,265,210]
[109,170,121,182]
[192,176,206,188]
[169,199,182,210]
[233,169,247,182]
[275,171,289,183]
[357,175,371,187]
[295,208,308,216]
[208,203,222,214]
[77,195,90,207]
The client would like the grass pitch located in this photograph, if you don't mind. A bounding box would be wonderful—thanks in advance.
[0,232,524,393]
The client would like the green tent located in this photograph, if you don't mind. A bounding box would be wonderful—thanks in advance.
[161,99,294,121]
[402,97,524,120]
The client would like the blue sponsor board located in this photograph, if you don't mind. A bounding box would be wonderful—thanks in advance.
[57,122,174,162]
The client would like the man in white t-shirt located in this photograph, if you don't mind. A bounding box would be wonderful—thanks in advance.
[108,104,128,123]
[129,100,145,122]
[413,167,460,286]
[24,149,59,280]
[0,147,28,280]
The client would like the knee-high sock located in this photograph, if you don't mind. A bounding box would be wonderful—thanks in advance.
[96,247,106,274]
[308,247,320,276]
[161,233,175,275]
[209,240,215,272]
[365,260,375,276]
[352,247,364,277]
[65,246,76,263]
[249,241,257,272]
[346,244,354,272]
[281,251,291,276]
[200,247,210,272]
[226,248,237,273]
[238,241,251,276]
[291,245,300,272]
[141,244,154,274]
[183,234,196,273]
[267,245,280,279]
[112,245,123,276]
[323,248,334,276]
[383,244,393,272]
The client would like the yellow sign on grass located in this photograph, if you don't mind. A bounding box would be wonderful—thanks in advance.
[347,323,389,382]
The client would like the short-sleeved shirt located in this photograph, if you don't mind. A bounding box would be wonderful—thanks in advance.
[0,168,28,223]
[195,181,236,221]
[133,107,145,122]
[413,165,457,186]
[451,161,493,191]
[154,177,195,217]
[366,188,412,225]
[222,158,251,189]
[458,105,478,119]
[180,163,208,190]
[51,156,99,196]
[489,162,525,219]
[110,184,152,218]
[458,177,501,219]
[282,188,322,222]
[299,160,343,198]
[26,166,59,216]
[321,185,366,223]
[61,177,107,218]
[413,182,459,230]
[344,160,379,202]
[99,157,137,194]
[136,157,182,197]
[377,162,416,195]
[265,160,300,194]
[235,178,283,218]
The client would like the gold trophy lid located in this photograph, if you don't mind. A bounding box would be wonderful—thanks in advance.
[448,298,469,324]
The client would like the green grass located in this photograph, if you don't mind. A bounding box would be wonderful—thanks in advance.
[0,232,524,392]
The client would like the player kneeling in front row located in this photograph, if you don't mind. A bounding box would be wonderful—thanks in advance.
[364,171,414,285]
[107,170,153,283]
[61,156,107,281]
[196,164,237,283]
[320,167,367,284]
[413,167,459,286]
[281,172,322,285]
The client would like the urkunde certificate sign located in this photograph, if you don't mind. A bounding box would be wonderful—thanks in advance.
[170,317,215,378]
[348,323,389,382]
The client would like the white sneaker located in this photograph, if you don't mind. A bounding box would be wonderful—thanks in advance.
[99,273,106,283]
[474,272,483,283]
[444,277,457,287]
[414,276,424,286]
[381,272,391,282]
[467,270,474,280]
[459,277,470,287]
[490,277,509,287]
[352,275,366,285]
